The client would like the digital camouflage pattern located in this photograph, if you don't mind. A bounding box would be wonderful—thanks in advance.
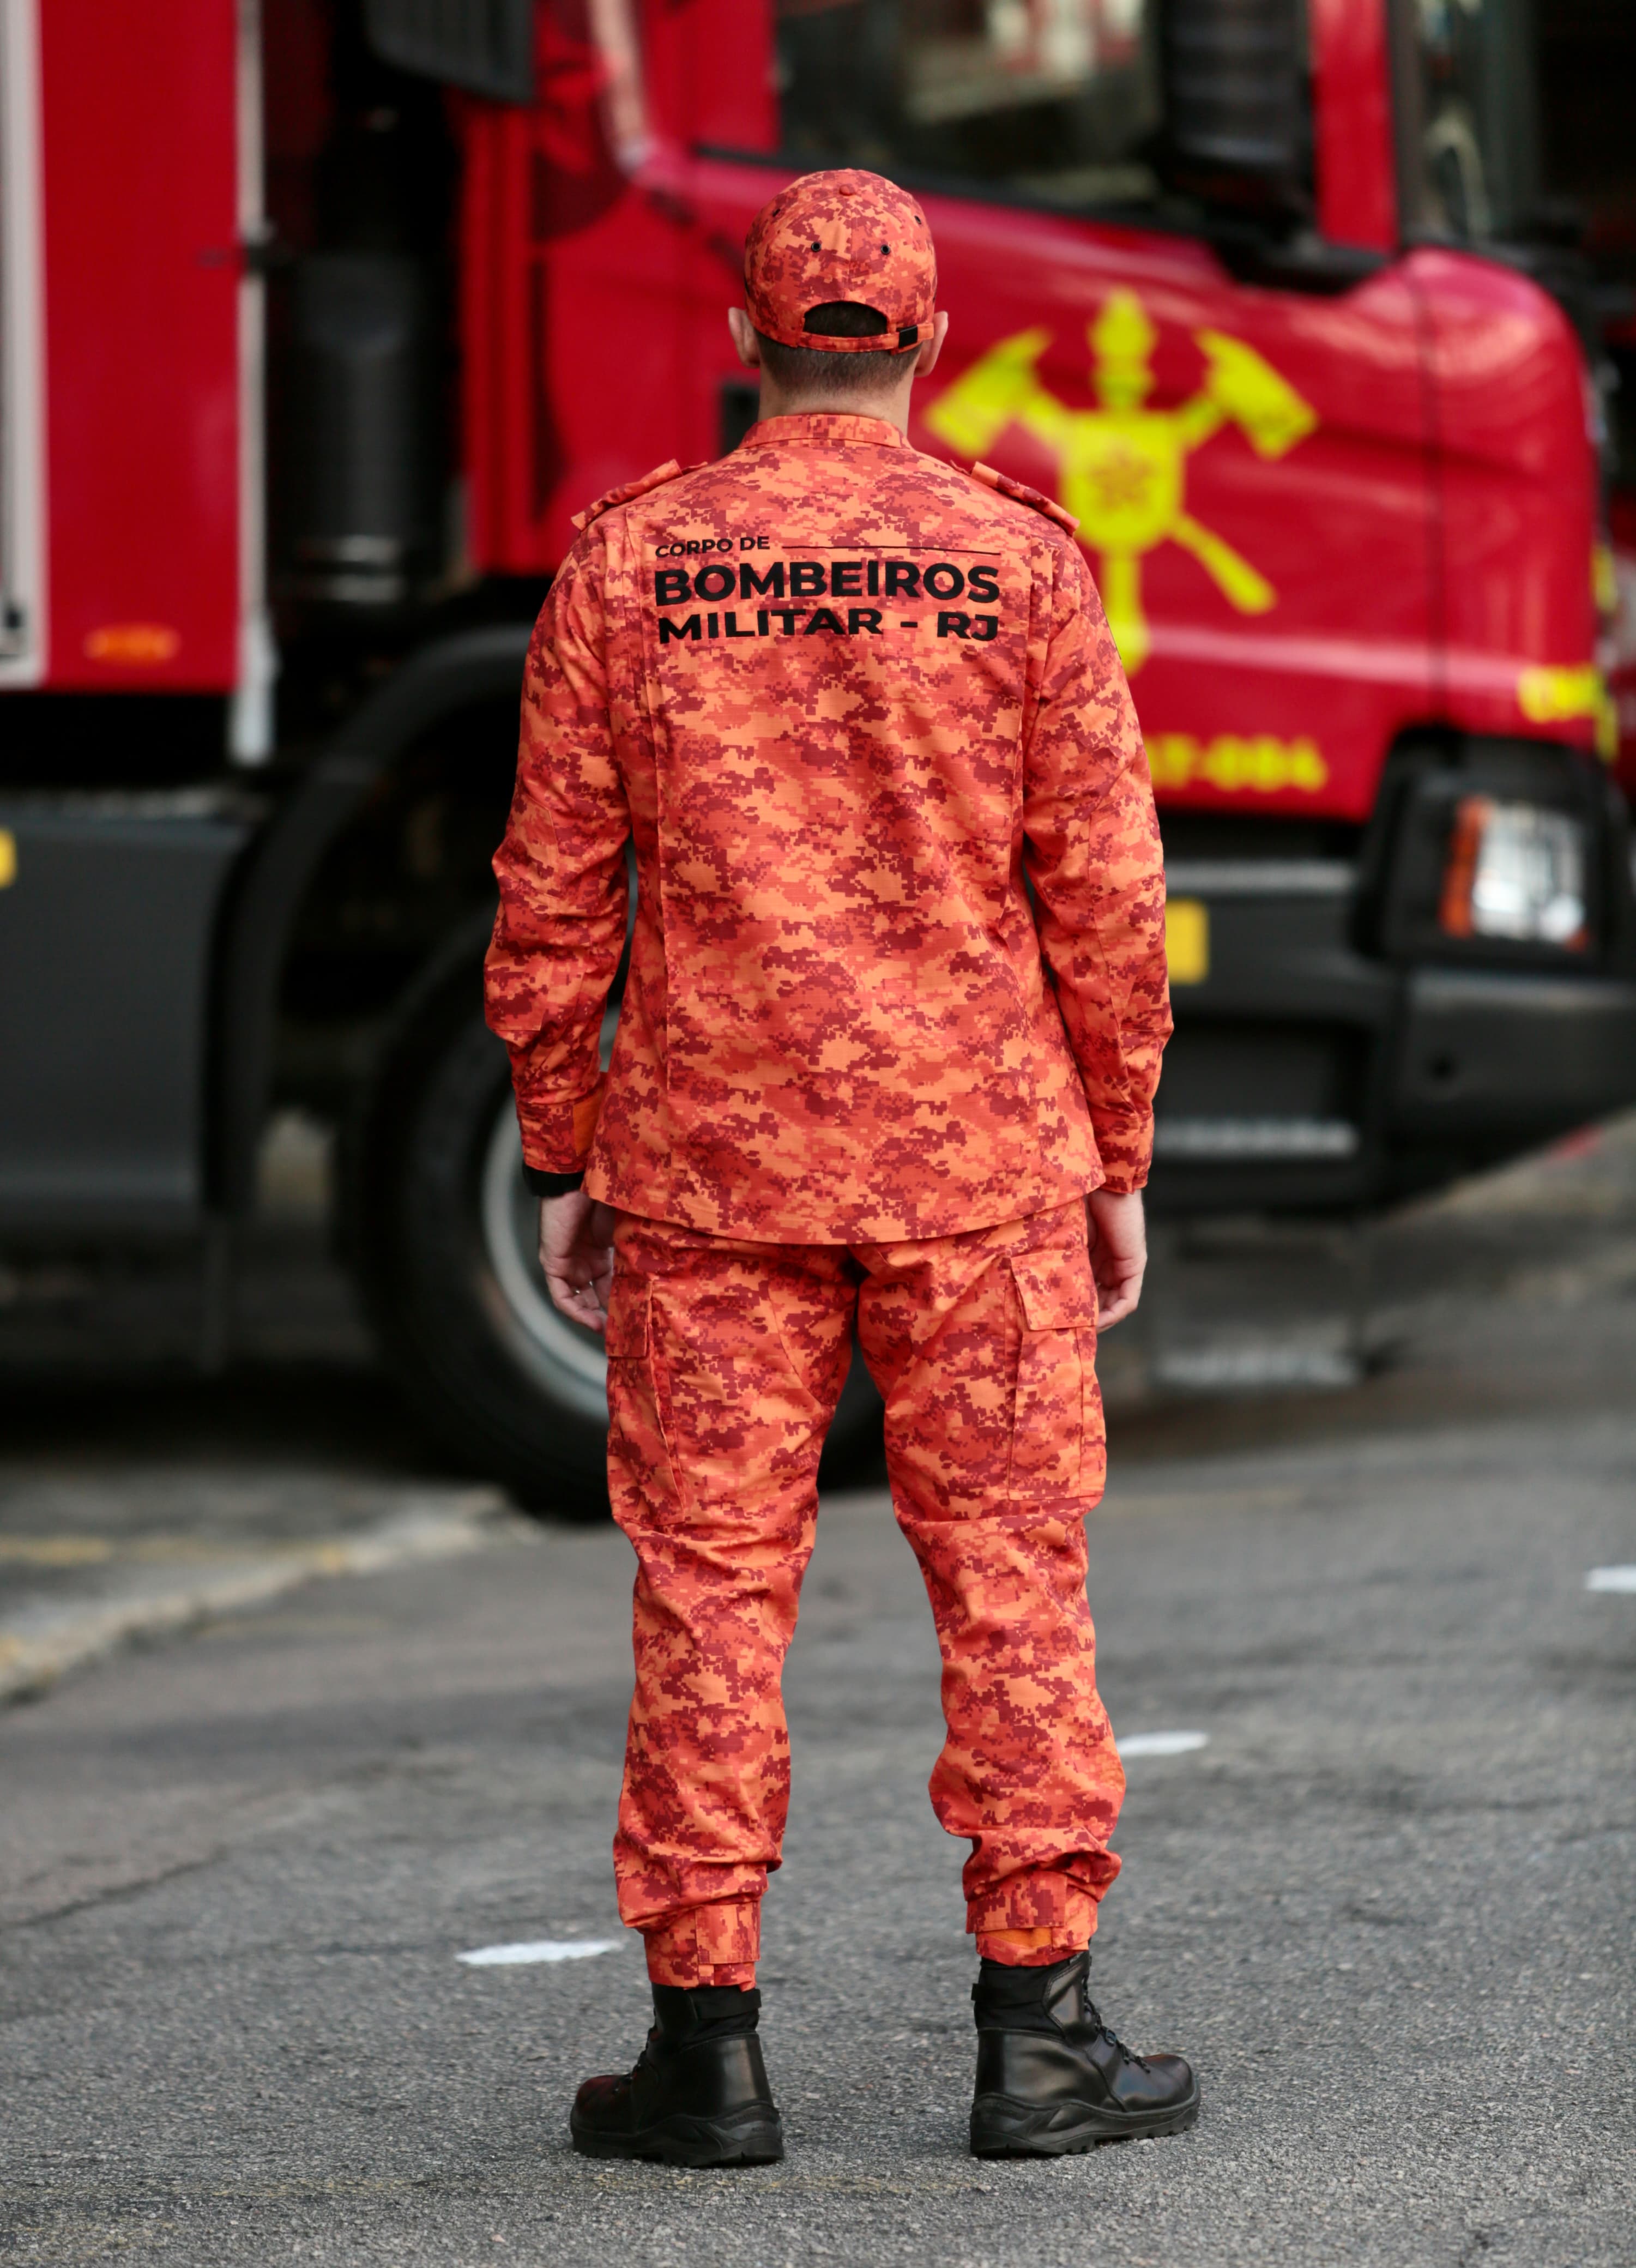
[744,168,937,352]
[488,405,1166,1985]
[486,412,1170,1241]
[606,1198,1124,1987]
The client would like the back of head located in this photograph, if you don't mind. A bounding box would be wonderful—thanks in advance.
[742,170,938,409]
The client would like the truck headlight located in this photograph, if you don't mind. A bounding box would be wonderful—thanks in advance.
[1438,796,1588,950]
[1373,741,1609,969]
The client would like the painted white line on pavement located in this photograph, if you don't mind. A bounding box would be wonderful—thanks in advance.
[457,1939,623,1967]
[1119,1730,1208,1757]
[1586,1565,1636,1593]
[1154,1346,1358,1392]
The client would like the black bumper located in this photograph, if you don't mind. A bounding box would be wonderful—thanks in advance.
[1151,860,1636,1214]
[1393,968,1636,1135]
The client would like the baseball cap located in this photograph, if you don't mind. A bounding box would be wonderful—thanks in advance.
[744,169,937,354]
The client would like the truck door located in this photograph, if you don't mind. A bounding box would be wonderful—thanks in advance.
[0,0,256,1236]
[671,0,1435,833]
[28,0,247,698]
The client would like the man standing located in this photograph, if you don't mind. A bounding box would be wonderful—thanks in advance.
[485,169,1194,2165]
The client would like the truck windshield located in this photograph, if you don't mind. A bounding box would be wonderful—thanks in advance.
[774,0,1161,211]
[1401,0,1540,243]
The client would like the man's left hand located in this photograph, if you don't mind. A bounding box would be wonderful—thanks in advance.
[1086,1187,1146,1328]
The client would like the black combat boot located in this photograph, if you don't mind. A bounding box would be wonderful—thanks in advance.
[569,1983,784,2166]
[969,1951,1199,2157]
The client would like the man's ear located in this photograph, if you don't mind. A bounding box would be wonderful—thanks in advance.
[915,310,950,378]
[727,307,763,369]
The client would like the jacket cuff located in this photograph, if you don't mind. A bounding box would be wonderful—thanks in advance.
[1091,1110,1153,1195]
[522,1166,585,1198]
[509,1075,606,1184]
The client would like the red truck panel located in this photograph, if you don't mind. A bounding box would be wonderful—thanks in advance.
[1415,249,1602,759]
[39,0,240,691]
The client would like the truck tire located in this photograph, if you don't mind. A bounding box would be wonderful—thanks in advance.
[351,956,884,1518]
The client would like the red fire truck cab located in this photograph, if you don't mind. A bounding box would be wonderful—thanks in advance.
[1,0,1633,1507]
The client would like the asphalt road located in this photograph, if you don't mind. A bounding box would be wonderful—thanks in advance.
[2,1124,1634,2266]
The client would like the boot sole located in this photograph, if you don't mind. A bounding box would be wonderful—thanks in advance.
[570,2105,784,2168]
[970,2083,1200,2158]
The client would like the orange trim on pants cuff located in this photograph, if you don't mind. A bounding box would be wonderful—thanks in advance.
[968,1876,1104,1958]
[641,1899,761,1988]
[977,1923,1090,1966]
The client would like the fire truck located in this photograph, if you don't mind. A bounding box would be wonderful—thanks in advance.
[2,0,1634,1510]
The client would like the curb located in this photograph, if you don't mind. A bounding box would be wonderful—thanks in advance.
[0,1490,522,1704]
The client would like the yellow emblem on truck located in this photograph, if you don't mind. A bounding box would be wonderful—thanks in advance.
[1517,663,1617,762]
[928,290,1318,673]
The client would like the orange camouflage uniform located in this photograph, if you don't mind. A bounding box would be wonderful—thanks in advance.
[486,411,1170,1984]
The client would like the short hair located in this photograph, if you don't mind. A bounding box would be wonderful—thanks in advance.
[754,301,918,397]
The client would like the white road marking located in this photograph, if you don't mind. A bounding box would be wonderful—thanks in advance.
[1119,1730,1209,1757]
[1155,1346,1359,1392]
[1585,1565,1636,1593]
[457,1938,622,1967]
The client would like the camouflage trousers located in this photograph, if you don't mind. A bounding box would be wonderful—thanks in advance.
[605,1197,1126,1987]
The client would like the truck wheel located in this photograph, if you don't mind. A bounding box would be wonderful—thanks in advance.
[352,967,612,1515]
[352,963,883,1518]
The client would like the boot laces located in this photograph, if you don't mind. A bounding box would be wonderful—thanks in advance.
[1079,1979,1152,2071]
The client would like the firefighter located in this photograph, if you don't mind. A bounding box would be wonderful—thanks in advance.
[485,168,1197,2166]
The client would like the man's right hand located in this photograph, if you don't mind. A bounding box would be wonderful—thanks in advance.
[539,1190,618,1332]
[1087,1187,1146,1328]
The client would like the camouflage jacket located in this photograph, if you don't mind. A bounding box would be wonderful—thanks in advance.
[485,412,1170,1242]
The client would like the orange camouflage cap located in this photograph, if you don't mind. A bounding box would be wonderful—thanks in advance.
[744,168,937,354]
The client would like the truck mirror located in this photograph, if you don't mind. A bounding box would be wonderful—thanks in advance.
[1159,0,1307,213]
[363,0,535,105]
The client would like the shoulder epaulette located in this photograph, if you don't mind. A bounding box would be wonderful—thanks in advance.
[571,459,697,533]
[969,460,1080,535]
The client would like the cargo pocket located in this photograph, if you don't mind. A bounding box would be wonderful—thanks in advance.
[1007,1250,1098,1498]
[603,1276,683,1507]
[603,1277,651,1362]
